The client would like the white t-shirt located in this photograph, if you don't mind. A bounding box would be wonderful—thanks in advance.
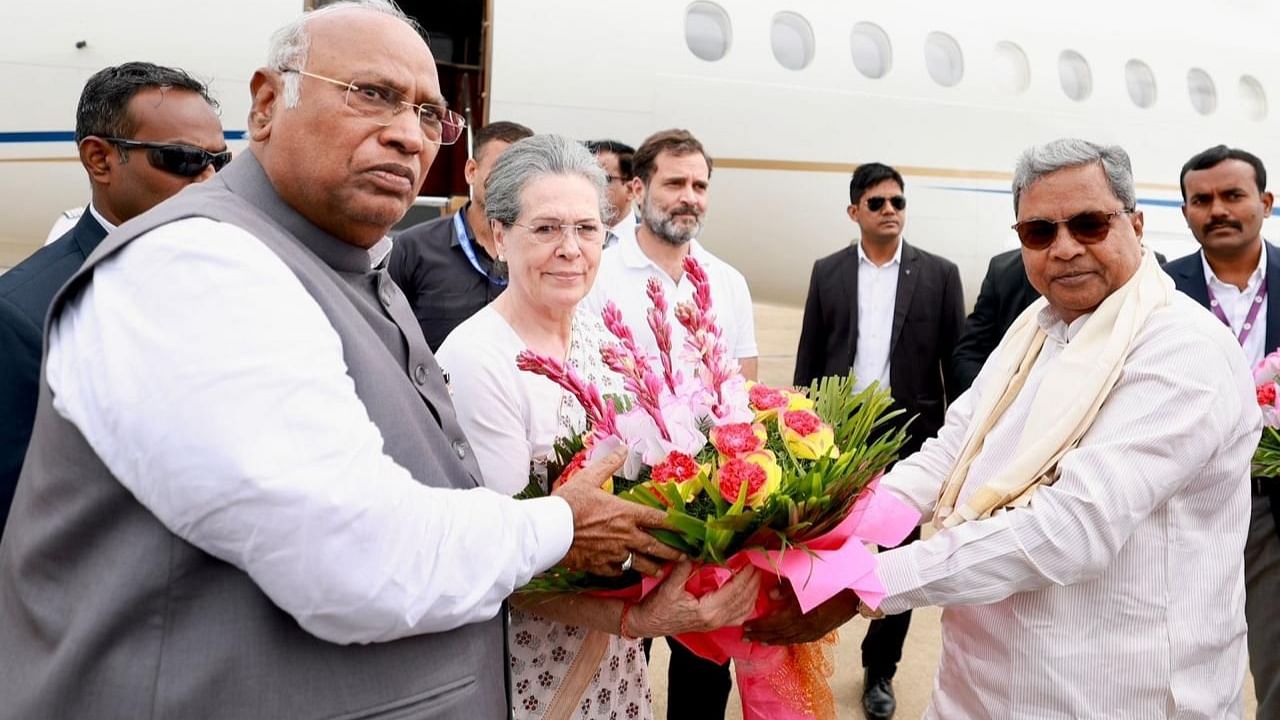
[583,235,757,367]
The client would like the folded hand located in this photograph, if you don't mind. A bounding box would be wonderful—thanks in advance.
[742,584,860,645]
[628,561,762,637]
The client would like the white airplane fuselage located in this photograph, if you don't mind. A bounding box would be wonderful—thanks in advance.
[3,0,1277,305]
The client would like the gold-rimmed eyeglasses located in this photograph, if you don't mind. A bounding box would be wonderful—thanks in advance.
[282,69,466,146]
[508,220,606,246]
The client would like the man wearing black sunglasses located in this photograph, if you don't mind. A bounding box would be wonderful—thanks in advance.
[1166,144,1279,717]
[789,161,964,720]
[750,139,1258,719]
[0,61,223,537]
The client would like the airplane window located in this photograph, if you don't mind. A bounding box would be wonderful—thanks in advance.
[685,2,732,62]
[850,22,892,79]
[1058,50,1092,101]
[993,41,1029,94]
[771,12,815,71]
[1125,59,1157,108]
[924,32,964,87]
[1240,75,1268,121]
[1187,68,1217,115]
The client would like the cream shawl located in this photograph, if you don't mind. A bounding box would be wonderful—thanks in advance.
[934,250,1175,528]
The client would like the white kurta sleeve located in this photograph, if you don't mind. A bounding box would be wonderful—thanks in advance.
[45,218,572,644]
[874,321,1254,615]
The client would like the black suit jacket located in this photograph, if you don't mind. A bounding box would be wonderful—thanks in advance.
[0,211,107,534]
[1164,242,1280,357]
[793,242,965,454]
[950,249,1041,394]
[951,248,1170,394]
[388,207,505,351]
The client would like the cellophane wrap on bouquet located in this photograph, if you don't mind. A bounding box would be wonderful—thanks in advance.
[1252,349,1280,477]
[515,256,921,719]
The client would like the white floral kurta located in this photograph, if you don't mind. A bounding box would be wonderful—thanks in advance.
[438,306,652,720]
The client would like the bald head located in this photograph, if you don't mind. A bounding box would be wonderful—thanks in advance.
[247,2,442,247]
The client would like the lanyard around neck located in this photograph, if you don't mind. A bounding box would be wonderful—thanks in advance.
[1206,279,1267,346]
[454,212,507,287]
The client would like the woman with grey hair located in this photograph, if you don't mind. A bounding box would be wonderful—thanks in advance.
[437,134,760,720]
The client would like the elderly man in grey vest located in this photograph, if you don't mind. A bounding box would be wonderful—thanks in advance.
[0,2,681,719]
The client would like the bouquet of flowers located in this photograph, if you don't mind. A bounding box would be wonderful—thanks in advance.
[1252,349,1280,477]
[516,256,920,720]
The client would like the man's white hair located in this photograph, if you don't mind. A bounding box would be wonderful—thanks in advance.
[266,0,420,108]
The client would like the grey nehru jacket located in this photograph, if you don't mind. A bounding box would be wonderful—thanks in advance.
[0,153,510,720]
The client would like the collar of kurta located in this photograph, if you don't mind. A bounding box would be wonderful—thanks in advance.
[220,152,393,273]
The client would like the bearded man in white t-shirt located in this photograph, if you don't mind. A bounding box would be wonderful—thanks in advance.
[583,127,757,719]
[584,128,757,382]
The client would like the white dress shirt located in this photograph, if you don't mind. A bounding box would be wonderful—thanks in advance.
[87,203,117,234]
[607,211,638,249]
[45,217,573,644]
[852,240,902,393]
[874,295,1258,718]
[583,235,758,364]
[1201,242,1268,366]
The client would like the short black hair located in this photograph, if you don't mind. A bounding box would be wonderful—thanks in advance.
[585,139,635,180]
[1179,144,1268,200]
[849,162,905,205]
[632,129,711,185]
[474,121,534,159]
[74,62,217,145]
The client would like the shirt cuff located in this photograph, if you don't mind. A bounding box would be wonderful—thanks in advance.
[874,545,931,616]
[523,495,574,574]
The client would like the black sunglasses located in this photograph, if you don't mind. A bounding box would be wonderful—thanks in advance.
[105,138,232,177]
[865,195,906,212]
[1012,209,1132,250]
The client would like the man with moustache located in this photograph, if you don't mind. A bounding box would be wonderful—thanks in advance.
[0,2,681,718]
[745,139,1258,719]
[0,61,227,536]
[793,161,964,720]
[585,128,757,380]
[389,120,532,350]
[583,128,758,720]
[1164,144,1278,717]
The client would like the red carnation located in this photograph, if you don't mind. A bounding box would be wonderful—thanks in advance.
[551,450,589,491]
[1259,382,1278,407]
[652,451,699,484]
[711,423,765,457]
[717,458,767,504]
[782,409,821,436]
[749,384,788,411]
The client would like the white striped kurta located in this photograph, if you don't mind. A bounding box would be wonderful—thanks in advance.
[876,294,1259,719]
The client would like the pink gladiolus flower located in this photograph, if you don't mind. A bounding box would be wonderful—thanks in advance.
[517,350,617,439]
[1254,350,1280,385]
[646,278,683,394]
[672,257,739,419]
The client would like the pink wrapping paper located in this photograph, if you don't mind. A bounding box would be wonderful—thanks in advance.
[596,479,921,718]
